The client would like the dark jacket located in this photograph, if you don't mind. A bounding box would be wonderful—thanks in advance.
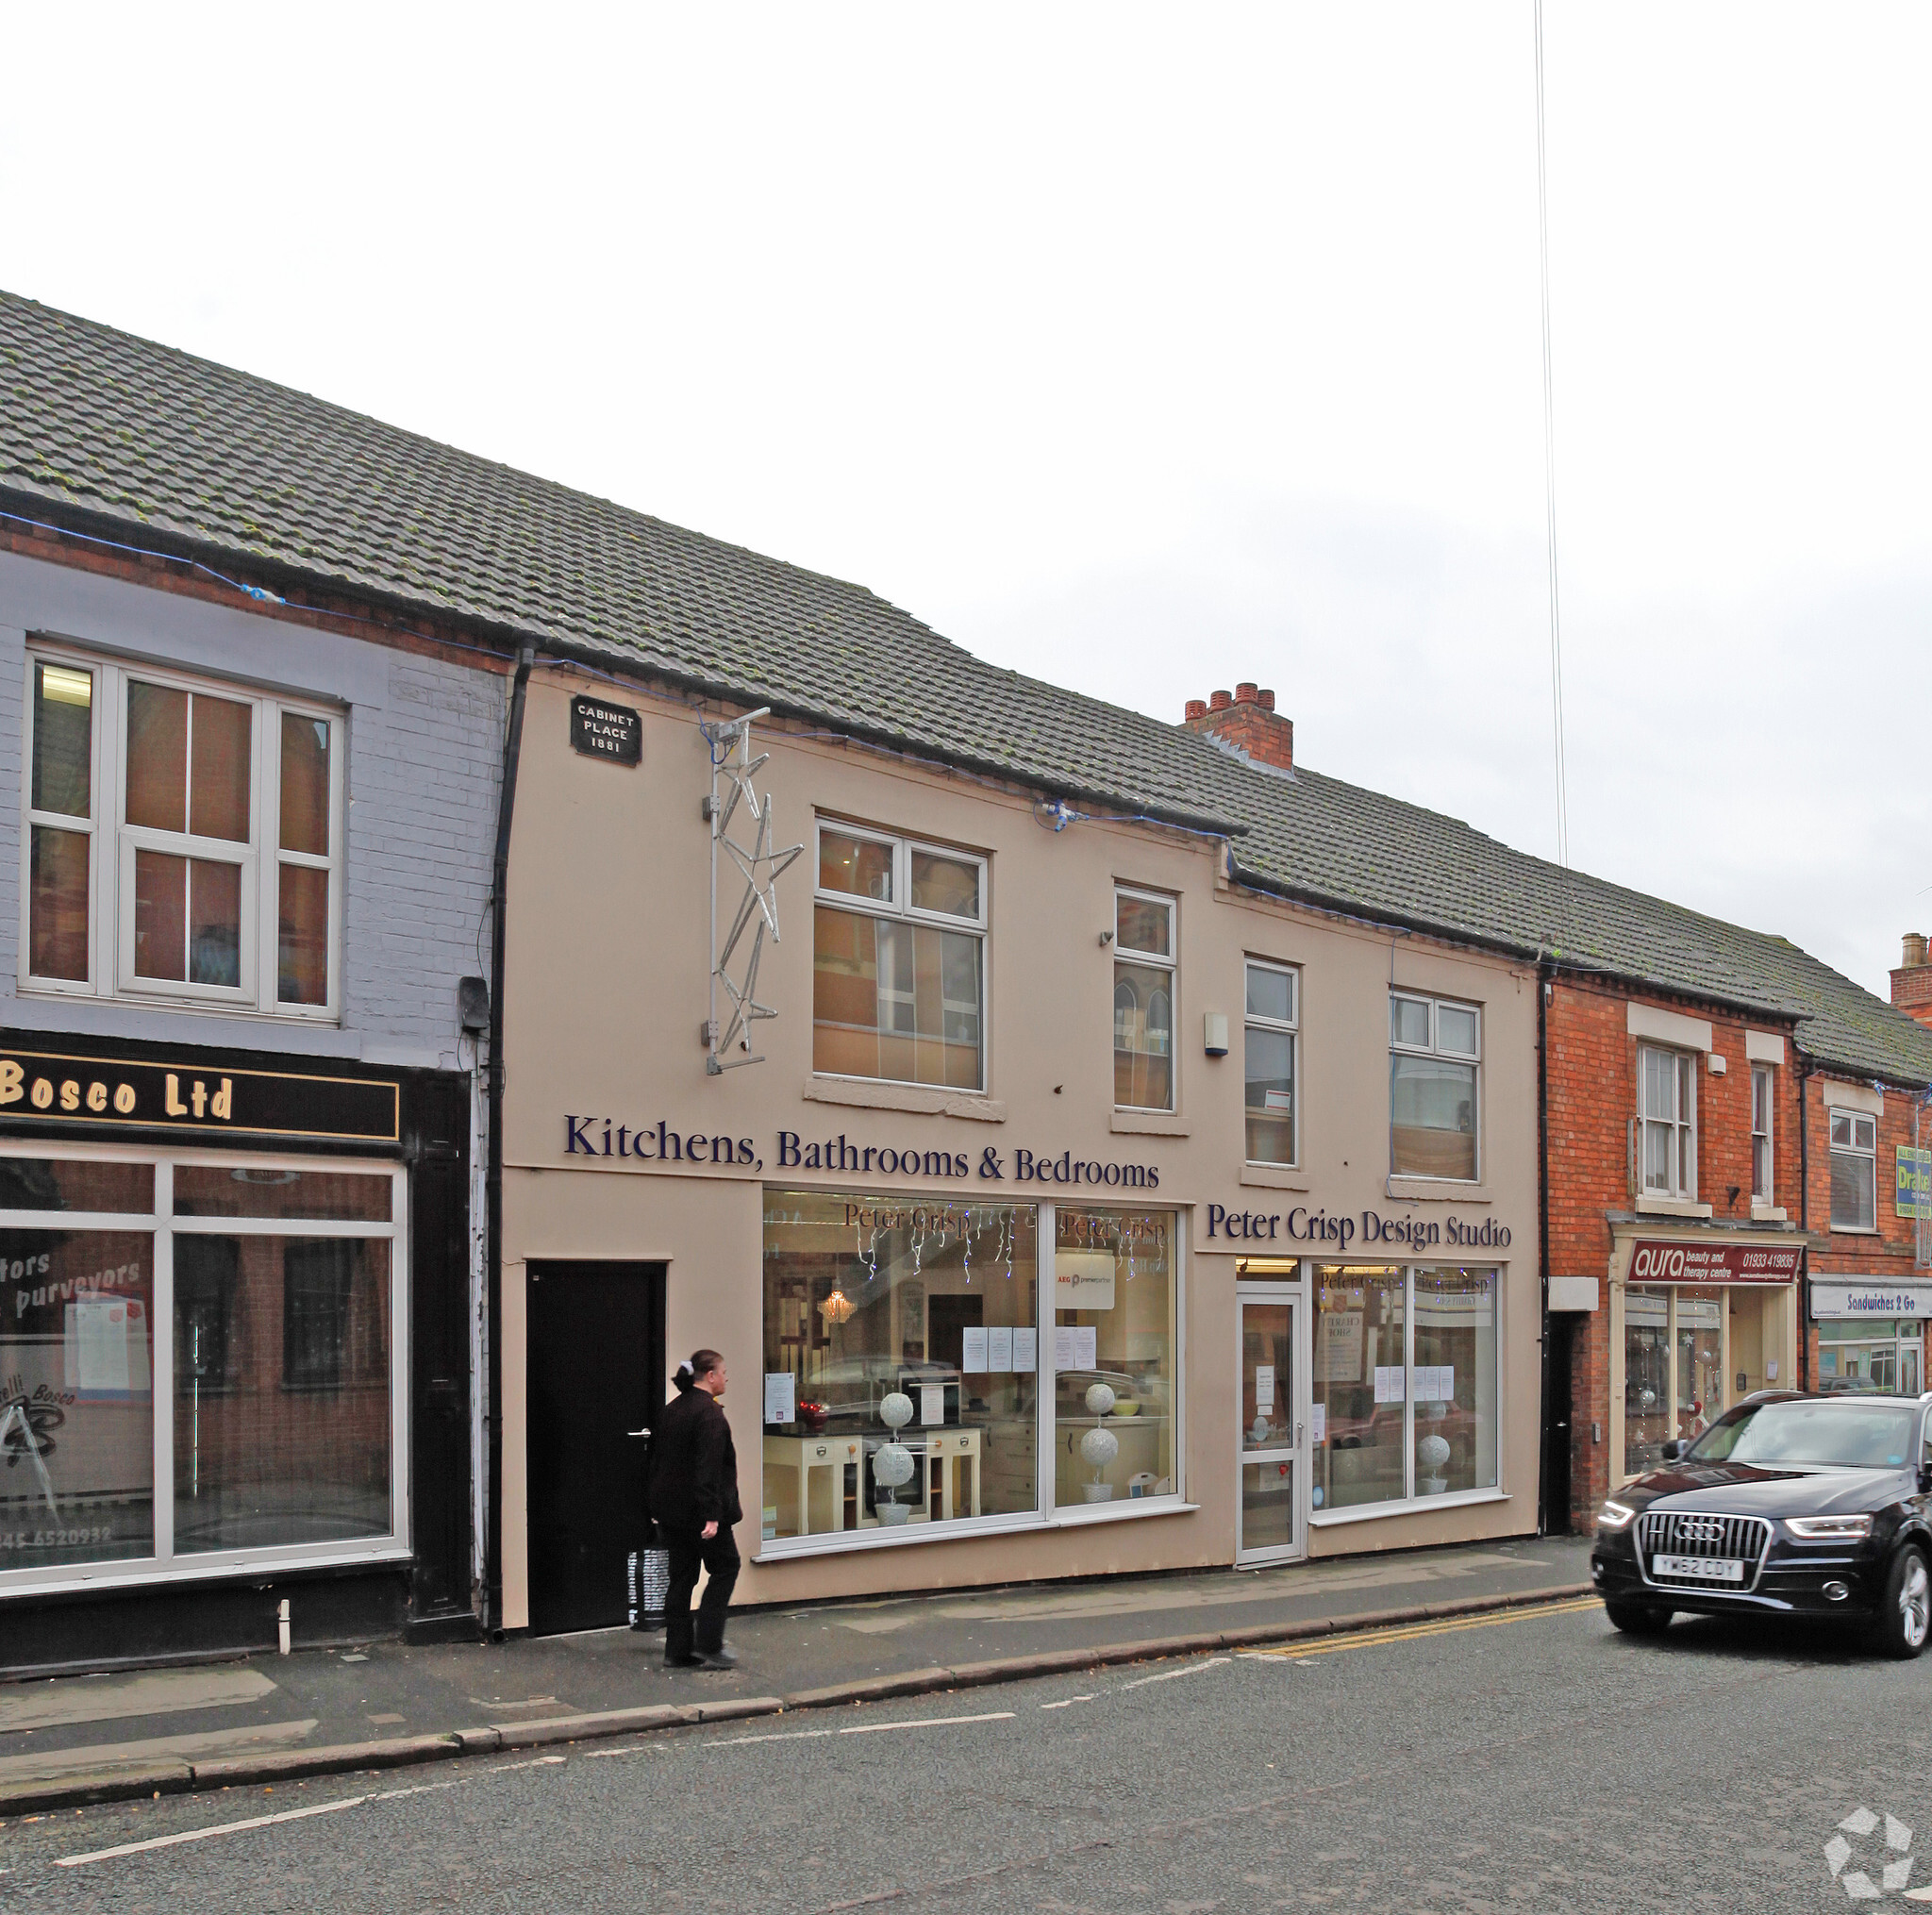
[648,1386,742,1532]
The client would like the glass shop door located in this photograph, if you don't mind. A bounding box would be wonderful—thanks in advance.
[1238,1288,1304,1565]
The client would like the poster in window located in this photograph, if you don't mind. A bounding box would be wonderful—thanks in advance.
[1317,1311,1363,1382]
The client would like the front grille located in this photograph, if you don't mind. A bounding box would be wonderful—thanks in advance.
[1637,1510,1773,1589]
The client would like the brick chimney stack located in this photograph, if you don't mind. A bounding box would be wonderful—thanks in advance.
[1181,682,1293,771]
[1891,932,1932,1029]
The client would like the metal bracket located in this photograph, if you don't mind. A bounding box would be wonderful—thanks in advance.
[701,708,803,1075]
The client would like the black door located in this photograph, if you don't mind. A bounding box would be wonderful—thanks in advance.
[526,1261,666,1635]
[1542,1313,1575,1535]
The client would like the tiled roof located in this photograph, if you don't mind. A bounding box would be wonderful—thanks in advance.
[5,291,1929,1088]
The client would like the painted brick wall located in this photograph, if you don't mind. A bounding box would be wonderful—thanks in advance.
[0,547,504,1071]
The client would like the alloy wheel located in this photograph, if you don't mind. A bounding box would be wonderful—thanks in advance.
[1901,1555,1930,1650]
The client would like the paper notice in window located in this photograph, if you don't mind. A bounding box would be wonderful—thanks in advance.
[1055,1326,1077,1371]
[1264,1090,1293,1112]
[1374,1365,1405,1405]
[962,1327,990,1374]
[763,1372,796,1425]
[1255,1363,1274,1414]
[1311,1404,1325,1445]
[75,1296,131,1392]
[920,1385,945,1426]
[1012,1328,1037,1374]
[989,1325,1013,1373]
[1075,1325,1098,1370]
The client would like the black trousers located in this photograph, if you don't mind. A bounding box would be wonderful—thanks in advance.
[663,1525,741,1660]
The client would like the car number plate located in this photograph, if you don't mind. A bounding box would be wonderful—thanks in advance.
[1653,1553,1744,1583]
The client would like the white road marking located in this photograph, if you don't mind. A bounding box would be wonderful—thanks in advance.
[699,1728,837,1750]
[1039,1695,1096,1709]
[839,1711,1013,1735]
[489,1756,568,1773]
[1120,1657,1230,1690]
[56,1794,366,1868]
[1237,1652,1313,1665]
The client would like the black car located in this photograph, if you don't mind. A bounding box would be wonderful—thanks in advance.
[1591,1390,1932,1657]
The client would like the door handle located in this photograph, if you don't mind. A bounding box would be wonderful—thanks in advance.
[626,1429,652,1440]
[1295,1422,1303,1448]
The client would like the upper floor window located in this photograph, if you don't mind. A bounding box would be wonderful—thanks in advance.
[1390,991,1479,1180]
[1639,1045,1697,1199]
[811,822,985,1091]
[1830,1109,1878,1231]
[1113,889,1175,1111]
[1243,959,1297,1164]
[1751,1065,1774,1202]
[23,651,342,1017]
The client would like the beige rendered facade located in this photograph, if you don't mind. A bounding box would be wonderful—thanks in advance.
[498,669,1541,1628]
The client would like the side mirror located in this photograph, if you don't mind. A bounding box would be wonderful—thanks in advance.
[1659,1439,1687,1463]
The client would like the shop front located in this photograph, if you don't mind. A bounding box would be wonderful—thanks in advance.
[1811,1278,1932,1395]
[1608,1232,1802,1480]
[0,1030,473,1667]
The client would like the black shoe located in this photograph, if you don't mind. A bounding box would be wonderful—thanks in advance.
[695,1646,738,1670]
[663,1652,704,1669]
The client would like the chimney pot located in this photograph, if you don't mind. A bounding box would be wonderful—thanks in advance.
[1184,698,1208,723]
[1906,932,1928,970]
[1257,688,1275,710]
[1209,689,1232,711]
[1235,681,1258,705]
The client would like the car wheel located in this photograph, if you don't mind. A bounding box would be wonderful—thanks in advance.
[1873,1546,1932,1659]
[1605,1599,1673,1636]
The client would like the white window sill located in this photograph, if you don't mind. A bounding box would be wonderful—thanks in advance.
[15,982,342,1028]
[1636,1194,1713,1219]
[1310,1488,1510,1529]
[1829,1224,1881,1237]
[1750,1203,1788,1223]
[752,1498,1197,1563]
[802,1076,1007,1123]
[1386,1178,1490,1204]
[1241,1163,1308,1191]
[1111,1109,1189,1137]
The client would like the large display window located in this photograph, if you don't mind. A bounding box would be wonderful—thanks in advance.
[1309,1261,1498,1516]
[760,1190,1182,1551]
[0,1147,407,1589]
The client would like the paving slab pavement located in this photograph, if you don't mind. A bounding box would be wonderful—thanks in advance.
[0,1534,1591,1810]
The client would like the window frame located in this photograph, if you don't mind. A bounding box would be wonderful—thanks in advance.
[0,1140,408,1599]
[1388,990,1483,1183]
[19,646,346,1021]
[1638,1043,1699,1201]
[810,818,989,1093]
[1113,886,1178,1114]
[1242,958,1300,1167]
[1750,1064,1774,1204]
[1830,1109,1880,1233]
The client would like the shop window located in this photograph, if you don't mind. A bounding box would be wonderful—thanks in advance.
[1624,1286,1671,1474]
[1389,993,1479,1180]
[22,651,343,1015]
[1310,1262,1497,1514]
[1751,1065,1774,1203]
[1243,960,1298,1165]
[761,1191,1037,1539]
[1830,1110,1879,1231]
[1053,1207,1175,1508]
[0,1150,404,1589]
[1114,890,1175,1111]
[1639,1044,1697,1199]
[1675,1288,1724,1442]
[812,824,985,1091]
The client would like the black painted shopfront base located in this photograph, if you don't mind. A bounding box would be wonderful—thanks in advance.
[0,1564,419,1680]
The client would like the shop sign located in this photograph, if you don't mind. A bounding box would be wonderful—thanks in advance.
[1206,1202,1511,1250]
[1811,1281,1932,1321]
[570,694,641,766]
[1626,1238,1801,1285]
[0,1046,399,1143]
[1897,1146,1931,1219]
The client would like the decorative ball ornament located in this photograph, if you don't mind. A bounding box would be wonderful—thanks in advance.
[1417,1433,1452,1471]
[879,1391,915,1430]
[1639,1389,1657,1410]
[1080,1426,1120,1470]
[1084,1383,1117,1418]
[873,1441,915,1489]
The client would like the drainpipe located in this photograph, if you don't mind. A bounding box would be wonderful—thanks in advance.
[1536,958,1554,1534]
[1797,1057,1810,1391]
[485,641,537,1636]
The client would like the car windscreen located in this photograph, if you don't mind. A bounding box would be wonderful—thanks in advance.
[1688,1400,1918,1469]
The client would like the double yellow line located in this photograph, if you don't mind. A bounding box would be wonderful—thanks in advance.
[1244,1594,1603,1661]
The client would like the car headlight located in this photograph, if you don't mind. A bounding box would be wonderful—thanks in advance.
[1597,1499,1637,1530]
[1786,1514,1874,1540]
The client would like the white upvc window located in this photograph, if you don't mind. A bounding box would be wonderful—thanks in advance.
[1830,1110,1879,1232]
[21,648,344,1020]
[1639,1045,1697,1199]
[1113,888,1176,1112]
[1389,991,1480,1181]
[1243,959,1299,1166]
[1751,1064,1774,1203]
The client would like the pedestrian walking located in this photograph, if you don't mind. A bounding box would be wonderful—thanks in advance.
[648,1347,741,1669]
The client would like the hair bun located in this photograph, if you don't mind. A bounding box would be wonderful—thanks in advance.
[673,1362,696,1393]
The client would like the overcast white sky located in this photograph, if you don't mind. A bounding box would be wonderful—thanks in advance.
[5,5,1927,995]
